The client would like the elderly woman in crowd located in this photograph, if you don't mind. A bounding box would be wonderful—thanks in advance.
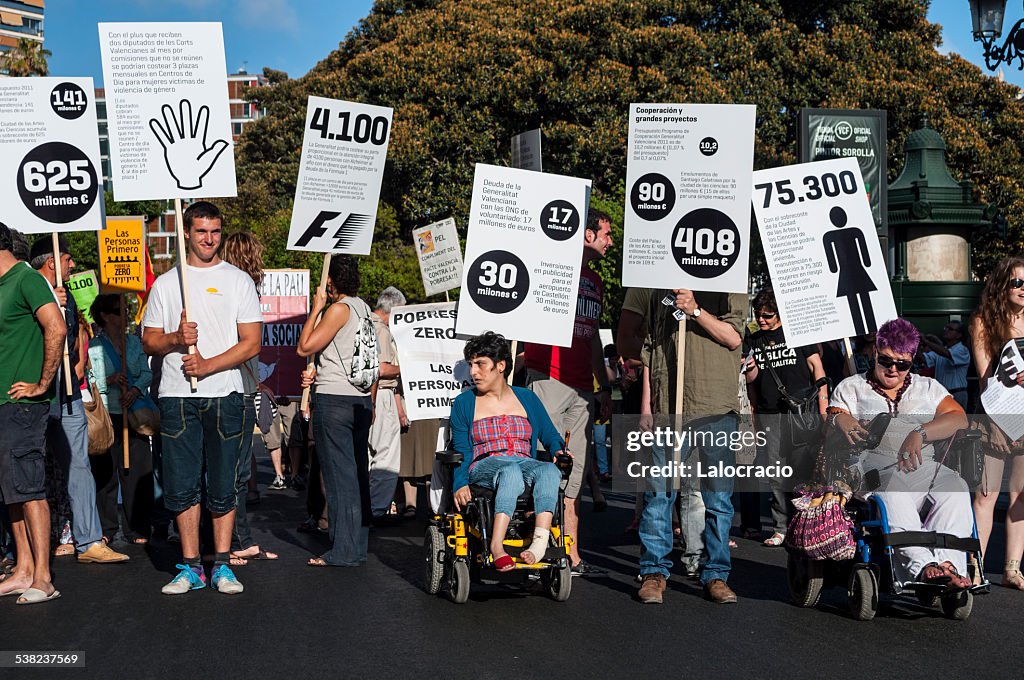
[828,318,972,590]
[450,332,566,570]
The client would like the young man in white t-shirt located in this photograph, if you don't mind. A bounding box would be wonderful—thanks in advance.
[142,202,262,595]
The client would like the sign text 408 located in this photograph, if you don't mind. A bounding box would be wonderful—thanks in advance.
[755,170,859,209]
[309,107,389,145]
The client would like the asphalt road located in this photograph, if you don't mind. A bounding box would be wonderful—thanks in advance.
[3,455,1021,680]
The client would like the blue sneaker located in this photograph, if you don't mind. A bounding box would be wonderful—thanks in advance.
[161,564,206,595]
[211,564,244,594]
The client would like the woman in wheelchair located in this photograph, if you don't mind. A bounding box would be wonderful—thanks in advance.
[828,318,973,591]
[450,332,568,572]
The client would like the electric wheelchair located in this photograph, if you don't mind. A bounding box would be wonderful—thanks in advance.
[424,449,575,604]
[787,416,990,620]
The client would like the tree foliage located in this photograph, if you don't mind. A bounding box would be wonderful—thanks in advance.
[0,38,50,77]
[228,0,1024,316]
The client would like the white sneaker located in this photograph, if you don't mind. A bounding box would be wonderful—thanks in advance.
[211,564,244,594]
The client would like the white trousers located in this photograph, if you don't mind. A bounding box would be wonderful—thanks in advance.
[368,389,402,516]
[863,453,973,581]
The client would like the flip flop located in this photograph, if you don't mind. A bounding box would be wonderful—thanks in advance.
[16,587,61,605]
[230,549,279,566]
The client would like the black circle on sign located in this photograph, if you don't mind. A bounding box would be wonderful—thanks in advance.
[670,208,741,279]
[629,172,675,222]
[17,142,99,224]
[466,250,530,314]
[699,137,719,156]
[50,82,88,120]
[538,199,580,241]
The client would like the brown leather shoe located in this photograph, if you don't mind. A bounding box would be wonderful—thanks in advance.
[704,578,737,603]
[77,542,130,564]
[638,573,666,604]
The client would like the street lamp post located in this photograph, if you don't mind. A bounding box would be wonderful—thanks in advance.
[969,0,1024,70]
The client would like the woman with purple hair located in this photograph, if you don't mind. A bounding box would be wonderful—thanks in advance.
[827,318,972,591]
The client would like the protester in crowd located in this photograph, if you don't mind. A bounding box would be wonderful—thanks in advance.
[970,255,1024,590]
[593,344,619,483]
[617,288,651,533]
[742,287,827,546]
[399,418,438,517]
[818,339,849,388]
[9,229,30,262]
[88,294,154,547]
[829,318,972,590]
[368,286,407,520]
[854,334,876,373]
[918,320,971,409]
[142,202,262,595]
[0,222,67,604]
[274,398,308,491]
[523,208,613,576]
[451,332,567,569]
[634,288,747,605]
[220,230,279,566]
[30,237,129,563]
[297,255,375,567]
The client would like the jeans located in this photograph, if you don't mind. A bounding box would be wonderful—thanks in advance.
[312,392,372,566]
[640,414,738,584]
[232,394,257,551]
[158,394,245,514]
[469,456,561,516]
[48,398,103,552]
[594,422,609,475]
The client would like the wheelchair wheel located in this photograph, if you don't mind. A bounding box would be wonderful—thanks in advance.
[787,552,824,608]
[915,592,938,609]
[541,563,572,602]
[424,526,445,595]
[449,560,470,604]
[848,566,878,621]
[940,590,973,620]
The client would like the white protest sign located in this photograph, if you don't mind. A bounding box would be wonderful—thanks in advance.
[752,158,898,346]
[98,22,236,201]
[455,163,591,346]
[981,339,1024,442]
[413,218,463,296]
[622,103,755,293]
[287,96,393,255]
[391,302,472,421]
[0,77,103,234]
[511,128,542,172]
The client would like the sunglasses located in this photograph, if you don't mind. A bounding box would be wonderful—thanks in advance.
[876,354,912,372]
[1010,278,1024,289]
[756,312,778,319]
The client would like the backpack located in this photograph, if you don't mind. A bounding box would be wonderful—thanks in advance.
[341,302,380,392]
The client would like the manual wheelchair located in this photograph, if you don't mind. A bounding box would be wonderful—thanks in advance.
[424,450,575,604]
[787,419,990,621]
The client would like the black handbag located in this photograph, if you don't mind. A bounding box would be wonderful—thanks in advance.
[761,359,830,448]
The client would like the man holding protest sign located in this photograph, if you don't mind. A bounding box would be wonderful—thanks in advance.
[30,236,129,564]
[368,286,408,520]
[142,202,262,596]
[523,209,614,575]
[0,222,67,604]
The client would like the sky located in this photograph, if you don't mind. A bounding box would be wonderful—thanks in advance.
[42,1,1024,88]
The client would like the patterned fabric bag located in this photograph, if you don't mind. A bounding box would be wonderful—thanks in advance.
[785,482,856,561]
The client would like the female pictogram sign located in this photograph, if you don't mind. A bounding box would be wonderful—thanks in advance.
[822,206,878,336]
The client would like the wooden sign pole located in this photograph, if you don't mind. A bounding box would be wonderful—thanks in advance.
[120,293,130,470]
[843,336,857,377]
[673,317,687,491]
[174,199,198,392]
[300,252,332,413]
[52,232,74,396]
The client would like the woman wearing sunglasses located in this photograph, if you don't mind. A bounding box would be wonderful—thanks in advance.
[971,256,1024,590]
[828,318,972,591]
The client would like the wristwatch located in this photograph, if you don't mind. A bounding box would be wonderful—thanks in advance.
[912,425,928,443]
[691,306,702,319]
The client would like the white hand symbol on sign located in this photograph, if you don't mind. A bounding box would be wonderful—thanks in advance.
[148,100,229,191]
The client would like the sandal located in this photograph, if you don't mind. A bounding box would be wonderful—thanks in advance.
[1003,560,1024,590]
[491,554,515,572]
[229,548,279,566]
[918,562,951,586]
[939,562,972,592]
[53,543,75,557]
[762,533,785,547]
[308,557,328,567]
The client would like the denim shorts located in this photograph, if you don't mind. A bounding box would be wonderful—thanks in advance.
[159,393,245,514]
[0,402,50,504]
